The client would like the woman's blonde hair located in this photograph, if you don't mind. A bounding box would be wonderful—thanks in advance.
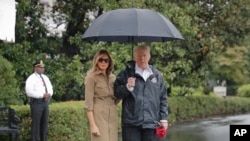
[90,49,114,75]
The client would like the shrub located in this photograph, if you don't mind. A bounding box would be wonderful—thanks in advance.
[170,86,194,96]
[11,97,250,141]
[12,101,89,141]
[0,55,22,106]
[237,84,250,97]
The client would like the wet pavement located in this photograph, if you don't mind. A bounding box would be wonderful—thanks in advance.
[165,113,250,141]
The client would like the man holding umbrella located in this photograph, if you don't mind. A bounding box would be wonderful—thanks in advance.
[83,8,183,140]
[114,45,168,141]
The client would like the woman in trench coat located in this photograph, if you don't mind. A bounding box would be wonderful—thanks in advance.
[84,49,120,141]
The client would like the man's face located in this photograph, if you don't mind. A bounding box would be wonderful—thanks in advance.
[35,66,44,74]
[134,49,150,70]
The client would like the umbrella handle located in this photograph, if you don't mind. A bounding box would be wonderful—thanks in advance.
[126,60,135,77]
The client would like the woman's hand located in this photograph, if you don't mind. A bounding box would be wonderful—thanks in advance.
[91,125,101,136]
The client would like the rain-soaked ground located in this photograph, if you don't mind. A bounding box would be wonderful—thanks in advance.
[118,113,250,141]
[164,113,250,141]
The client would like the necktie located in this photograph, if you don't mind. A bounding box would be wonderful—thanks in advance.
[40,74,48,93]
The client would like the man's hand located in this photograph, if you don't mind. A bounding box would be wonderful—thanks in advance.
[127,77,136,88]
[44,93,51,101]
[160,122,168,130]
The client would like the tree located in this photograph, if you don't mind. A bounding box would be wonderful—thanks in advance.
[1,0,249,103]
[52,0,101,57]
[0,55,21,105]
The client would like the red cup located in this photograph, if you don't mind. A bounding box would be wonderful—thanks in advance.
[156,126,167,139]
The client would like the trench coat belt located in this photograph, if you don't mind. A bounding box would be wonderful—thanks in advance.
[95,97,115,105]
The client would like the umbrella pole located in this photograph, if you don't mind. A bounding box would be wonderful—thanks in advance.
[131,36,134,60]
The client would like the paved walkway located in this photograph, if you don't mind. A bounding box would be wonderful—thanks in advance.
[165,113,250,141]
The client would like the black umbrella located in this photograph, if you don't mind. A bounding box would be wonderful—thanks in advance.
[82,8,184,76]
[82,8,184,43]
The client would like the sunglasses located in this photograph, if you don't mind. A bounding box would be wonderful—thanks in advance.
[98,58,110,63]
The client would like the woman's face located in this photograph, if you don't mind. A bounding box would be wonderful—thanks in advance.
[97,54,110,71]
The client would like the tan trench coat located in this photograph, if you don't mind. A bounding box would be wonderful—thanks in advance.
[84,71,118,141]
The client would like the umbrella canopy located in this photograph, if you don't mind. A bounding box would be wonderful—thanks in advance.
[82,8,184,42]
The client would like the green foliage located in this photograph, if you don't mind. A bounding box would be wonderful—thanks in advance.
[1,0,250,103]
[56,55,85,100]
[211,46,250,95]
[170,86,194,96]
[237,84,250,97]
[48,102,88,141]
[168,96,250,122]
[212,46,250,84]
[44,55,85,101]
[10,97,250,140]
[202,85,213,95]
[192,87,206,96]
[13,102,89,141]
[16,0,49,43]
[0,55,22,106]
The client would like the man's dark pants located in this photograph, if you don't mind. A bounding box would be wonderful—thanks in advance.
[122,126,158,141]
[30,98,49,141]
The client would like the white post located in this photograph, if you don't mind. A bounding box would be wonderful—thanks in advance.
[0,0,16,42]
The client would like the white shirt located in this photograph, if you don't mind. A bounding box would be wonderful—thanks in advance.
[135,64,153,81]
[25,72,53,98]
[127,64,153,91]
